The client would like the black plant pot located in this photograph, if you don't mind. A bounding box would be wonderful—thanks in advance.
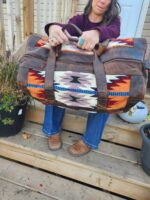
[147,76,150,88]
[0,103,27,137]
[140,124,150,176]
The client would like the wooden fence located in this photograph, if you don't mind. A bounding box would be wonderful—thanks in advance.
[0,0,78,55]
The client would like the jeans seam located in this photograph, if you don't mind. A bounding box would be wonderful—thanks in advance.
[82,137,98,149]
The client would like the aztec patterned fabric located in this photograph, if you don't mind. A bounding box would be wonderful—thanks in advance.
[17,34,148,113]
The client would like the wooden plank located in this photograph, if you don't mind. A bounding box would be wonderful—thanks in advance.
[56,0,62,22]
[23,0,34,38]
[142,29,150,36]
[36,0,41,33]
[143,22,150,30]
[6,0,14,51]
[0,0,6,55]
[0,158,124,200]
[0,131,150,199]
[71,0,78,17]
[0,179,54,200]
[145,15,150,22]
[25,106,149,148]
[23,122,141,164]
[14,0,22,47]
[43,0,49,25]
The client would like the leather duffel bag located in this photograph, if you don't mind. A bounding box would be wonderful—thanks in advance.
[17,24,149,113]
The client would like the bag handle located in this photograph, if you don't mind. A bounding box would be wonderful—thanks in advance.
[62,23,82,38]
[45,24,108,109]
[62,23,109,55]
[93,51,108,110]
[45,47,56,100]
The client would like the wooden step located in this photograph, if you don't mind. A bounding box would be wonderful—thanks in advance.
[0,122,150,200]
[0,180,53,200]
[26,105,150,149]
[0,157,125,200]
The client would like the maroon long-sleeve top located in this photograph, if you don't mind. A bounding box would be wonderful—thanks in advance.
[45,14,120,42]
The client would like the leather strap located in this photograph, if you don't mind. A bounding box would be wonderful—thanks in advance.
[62,23,82,36]
[45,48,56,100]
[144,59,150,70]
[93,51,108,110]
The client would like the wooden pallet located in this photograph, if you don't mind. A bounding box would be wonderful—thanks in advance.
[0,105,150,200]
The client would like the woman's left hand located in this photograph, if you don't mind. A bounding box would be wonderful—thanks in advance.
[77,30,100,51]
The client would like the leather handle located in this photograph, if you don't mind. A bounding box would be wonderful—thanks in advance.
[62,23,82,37]
[93,51,108,110]
[45,48,56,100]
[62,23,109,55]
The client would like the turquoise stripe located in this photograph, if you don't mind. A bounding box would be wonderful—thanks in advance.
[54,85,96,94]
[26,84,129,96]
[27,84,44,88]
[108,92,129,96]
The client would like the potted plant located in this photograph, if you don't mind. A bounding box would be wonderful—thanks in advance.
[140,124,150,176]
[0,55,29,137]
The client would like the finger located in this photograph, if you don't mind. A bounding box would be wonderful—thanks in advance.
[76,43,81,48]
[49,37,60,46]
[50,40,57,47]
[86,41,94,51]
[64,30,71,38]
[87,42,95,51]
[48,36,55,43]
[77,41,81,47]
[53,34,64,44]
[50,41,58,47]
[83,41,94,51]
[81,39,88,49]
[62,31,69,42]
[77,37,84,47]
[57,31,68,42]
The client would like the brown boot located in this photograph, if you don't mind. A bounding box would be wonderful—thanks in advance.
[68,139,91,157]
[48,134,62,150]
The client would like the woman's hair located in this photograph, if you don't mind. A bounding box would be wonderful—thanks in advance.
[84,0,121,25]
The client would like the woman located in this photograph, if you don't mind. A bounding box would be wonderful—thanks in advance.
[43,0,121,156]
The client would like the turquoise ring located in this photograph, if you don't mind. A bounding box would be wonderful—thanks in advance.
[79,37,84,46]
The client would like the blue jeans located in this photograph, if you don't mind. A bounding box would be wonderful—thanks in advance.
[42,105,109,149]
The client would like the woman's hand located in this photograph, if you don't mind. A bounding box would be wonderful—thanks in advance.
[77,30,100,51]
[48,25,68,47]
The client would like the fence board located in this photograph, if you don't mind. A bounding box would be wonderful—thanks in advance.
[6,0,14,50]
[23,0,34,38]
[0,0,6,55]
[14,0,22,46]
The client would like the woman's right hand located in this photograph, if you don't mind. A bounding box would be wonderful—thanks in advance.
[48,25,68,47]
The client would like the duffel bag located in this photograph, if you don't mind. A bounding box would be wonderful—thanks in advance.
[17,24,149,113]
